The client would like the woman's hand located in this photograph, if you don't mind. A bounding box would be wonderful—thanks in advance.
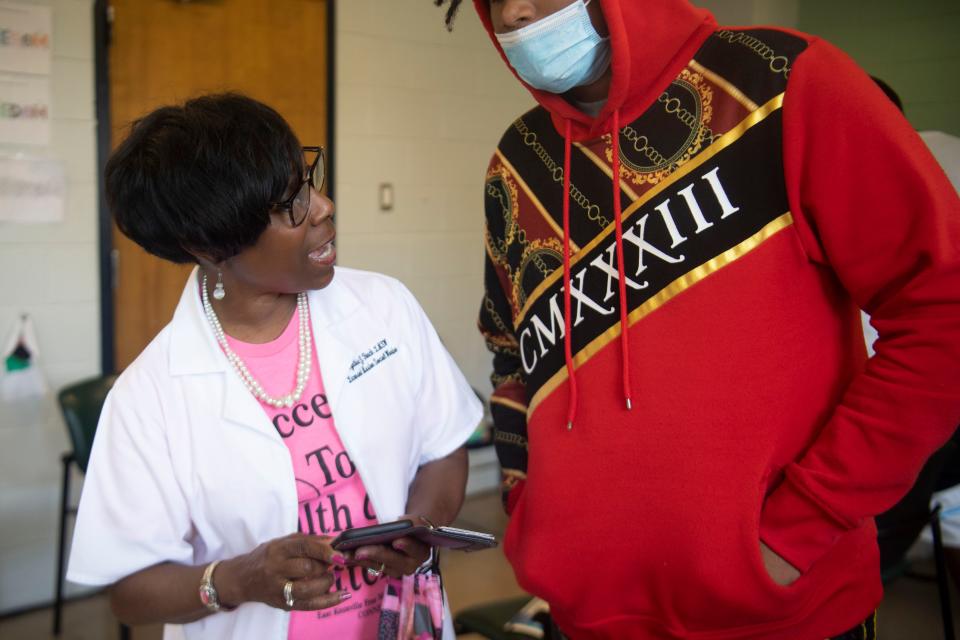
[759,541,801,586]
[344,447,468,580]
[349,515,433,579]
[218,533,350,610]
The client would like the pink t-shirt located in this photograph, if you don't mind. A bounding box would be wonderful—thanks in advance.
[225,306,385,639]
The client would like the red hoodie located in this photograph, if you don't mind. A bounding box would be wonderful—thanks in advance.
[476,1,960,638]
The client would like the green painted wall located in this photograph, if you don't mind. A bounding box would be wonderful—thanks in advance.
[797,1,960,136]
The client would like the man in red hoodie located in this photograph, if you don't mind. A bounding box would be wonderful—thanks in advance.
[436,1,960,638]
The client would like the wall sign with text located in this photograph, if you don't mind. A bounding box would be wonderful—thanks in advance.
[0,2,51,75]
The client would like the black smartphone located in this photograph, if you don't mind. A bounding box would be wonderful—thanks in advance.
[331,519,415,551]
[331,519,498,553]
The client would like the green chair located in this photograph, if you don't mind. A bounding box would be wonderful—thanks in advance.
[54,374,129,638]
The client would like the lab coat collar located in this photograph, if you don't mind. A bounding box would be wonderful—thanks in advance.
[168,267,225,377]
[305,281,363,417]
[168,267,362,376]
[167,267,363,439]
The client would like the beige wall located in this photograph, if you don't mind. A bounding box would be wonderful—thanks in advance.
[0,0,98,613]
[334,0,534,396]
[695,0,799,26]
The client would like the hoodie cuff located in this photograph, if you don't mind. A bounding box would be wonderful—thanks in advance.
[759,472,852,574]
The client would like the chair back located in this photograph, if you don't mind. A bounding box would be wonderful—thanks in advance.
[57,375,118,473]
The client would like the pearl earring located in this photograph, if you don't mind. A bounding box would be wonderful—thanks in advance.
[213,270,226,300]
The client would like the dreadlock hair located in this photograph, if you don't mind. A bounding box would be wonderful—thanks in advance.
[434,0,466,31]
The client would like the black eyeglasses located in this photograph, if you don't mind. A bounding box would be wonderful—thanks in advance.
[271,146,325,227]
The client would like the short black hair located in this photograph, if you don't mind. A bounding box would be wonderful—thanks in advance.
[434,0,466,30]
[106,93,303,264]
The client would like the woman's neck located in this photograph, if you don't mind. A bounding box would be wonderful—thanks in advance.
[202,275,299,344]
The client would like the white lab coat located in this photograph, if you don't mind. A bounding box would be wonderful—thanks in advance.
[67,267,483,640]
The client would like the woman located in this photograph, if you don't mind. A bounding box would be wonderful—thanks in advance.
[67,94,482,640]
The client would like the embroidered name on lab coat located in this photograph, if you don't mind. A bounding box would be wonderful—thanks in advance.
[347,339,398,383]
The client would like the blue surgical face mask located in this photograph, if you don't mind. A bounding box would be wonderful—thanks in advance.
[495,0,611,94]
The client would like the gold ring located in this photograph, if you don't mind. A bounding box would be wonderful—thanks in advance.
[283,580,295,609]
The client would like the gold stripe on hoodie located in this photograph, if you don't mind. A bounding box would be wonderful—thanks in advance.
[689,59,760,112]
[513,92,785,328]
[526,211,795,418]
[491,395,528,413]
[495,149,581,253]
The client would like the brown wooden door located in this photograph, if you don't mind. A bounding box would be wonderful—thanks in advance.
[109,0,329,370]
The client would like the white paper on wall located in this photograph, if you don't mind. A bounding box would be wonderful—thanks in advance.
[0,152,65,223]
[0,72,49,145]
[0,2,52,75]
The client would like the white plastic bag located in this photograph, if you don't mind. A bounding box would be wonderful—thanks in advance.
[1,314,48,402]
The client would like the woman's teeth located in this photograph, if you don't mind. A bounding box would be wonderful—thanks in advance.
[311,242,335,263]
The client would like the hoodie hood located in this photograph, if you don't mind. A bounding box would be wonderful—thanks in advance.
[475,0,718,428]
[474,0,717,140]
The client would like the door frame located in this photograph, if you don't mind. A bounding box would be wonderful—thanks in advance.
[94,0,338,375]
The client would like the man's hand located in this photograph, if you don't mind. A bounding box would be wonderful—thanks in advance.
[759,541,801,586]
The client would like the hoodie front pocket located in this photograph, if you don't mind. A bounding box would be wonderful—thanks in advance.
[665,475,816,635]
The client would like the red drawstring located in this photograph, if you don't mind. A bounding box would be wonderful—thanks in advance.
[562,111,633,431]
[562,120,578,430]
[611,110,633,411]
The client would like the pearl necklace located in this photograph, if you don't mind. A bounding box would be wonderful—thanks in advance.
[201,274,311,408]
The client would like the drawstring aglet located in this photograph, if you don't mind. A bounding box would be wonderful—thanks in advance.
[567,421,574,431]
[625,398,633,410]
